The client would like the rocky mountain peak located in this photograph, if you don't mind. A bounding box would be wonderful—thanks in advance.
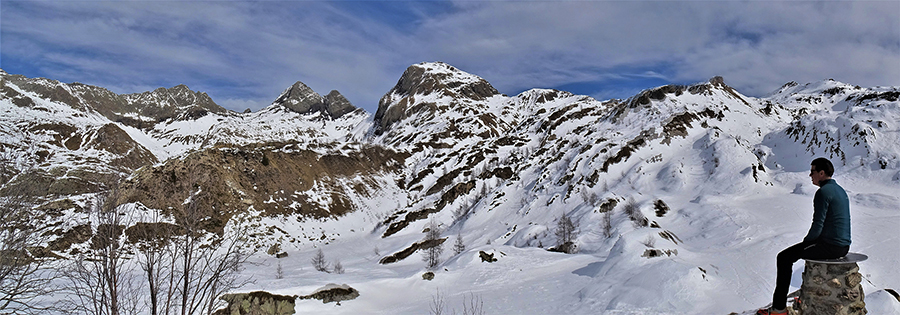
[323,90,357,119]
[387,61,498,101]
[271,81,357,119]
[374,62,500,134]
[122,84,228,123]
[273,81,322,112]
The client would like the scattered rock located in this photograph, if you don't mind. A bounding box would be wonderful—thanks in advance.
[298,283,359,304]
[479,251,497,263]
[547,242,576,254]
[213,291,297,315]
[267,244,282,256]
[641,248,678,258]
[653,199,670,217]
[423,271,435,281]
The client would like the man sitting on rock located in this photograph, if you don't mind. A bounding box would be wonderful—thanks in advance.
[758,157,852,315]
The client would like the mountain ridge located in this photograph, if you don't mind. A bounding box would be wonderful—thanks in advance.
[1,63,898,314]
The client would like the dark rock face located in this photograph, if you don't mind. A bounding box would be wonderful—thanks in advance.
[273,81,324,115]
[88,123,159,169]
[323,90,357,119]
[272,82,358,119]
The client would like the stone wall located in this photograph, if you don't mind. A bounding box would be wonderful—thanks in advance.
[794,261,867,315]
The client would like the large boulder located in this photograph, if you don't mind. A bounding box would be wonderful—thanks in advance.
[298,283,359,304]
[213,291,296,315]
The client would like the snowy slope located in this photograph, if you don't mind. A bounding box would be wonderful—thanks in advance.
[2,64,898,314]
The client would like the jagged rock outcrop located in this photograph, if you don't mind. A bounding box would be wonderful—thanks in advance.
[117,141,408,232]
[323,90,357,118]
[123,84,229,122]
[0,71,232,129]
[271,81,359,119]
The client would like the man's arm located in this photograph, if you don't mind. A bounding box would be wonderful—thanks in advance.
[803,189,828,243]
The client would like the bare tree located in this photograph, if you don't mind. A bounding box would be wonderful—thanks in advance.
[429,290,484,315]
[62,189,141,315]
[311,248,329,273]
[275,262,284,280]
[332,260,344,274]
[429,289,446,315]
[422,217,444,270]
[554,212,578,254]
[581,188,600,207]
[461,293,485,315]
[602,208,613,238]
[452,233,465,256]
[624,197,647,227]
[165,190,249,315]
[641,235,656,248]
[128,182,250,315]
[0,182,56,313]
[129,211,176,315]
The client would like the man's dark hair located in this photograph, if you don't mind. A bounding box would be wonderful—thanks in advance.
[811,157,835,177]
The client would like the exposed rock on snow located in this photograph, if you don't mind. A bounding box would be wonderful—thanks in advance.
[214,291,297,315]
[271,81,359,119]
[379,237,447,264]
[298,283,359,304]
[479,250,498,263]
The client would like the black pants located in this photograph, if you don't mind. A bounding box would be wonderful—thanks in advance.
[771,241,849,310]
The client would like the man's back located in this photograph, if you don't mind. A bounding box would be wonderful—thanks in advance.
[804,178,851,246]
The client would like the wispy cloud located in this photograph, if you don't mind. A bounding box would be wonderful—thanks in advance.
[2,1,897,113]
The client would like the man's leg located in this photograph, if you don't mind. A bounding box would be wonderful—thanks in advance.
[771,242,850,310]
[802,243,849,260]
[772,242,808,310]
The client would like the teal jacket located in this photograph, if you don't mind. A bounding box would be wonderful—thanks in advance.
[803,179,851,247]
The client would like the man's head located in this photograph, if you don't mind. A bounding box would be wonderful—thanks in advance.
[810,157,834,186]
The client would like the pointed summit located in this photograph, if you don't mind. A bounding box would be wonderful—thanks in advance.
[271,81,357,119]
[374,62,499,133]
[323,90,357,118]
[272,81,324,114]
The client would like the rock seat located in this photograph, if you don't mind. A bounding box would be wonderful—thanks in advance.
[794,252,868,315]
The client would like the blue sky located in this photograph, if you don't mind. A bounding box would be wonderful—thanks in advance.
[2,1,898,113]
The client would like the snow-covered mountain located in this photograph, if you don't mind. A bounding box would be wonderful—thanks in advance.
[1,63,898,314]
